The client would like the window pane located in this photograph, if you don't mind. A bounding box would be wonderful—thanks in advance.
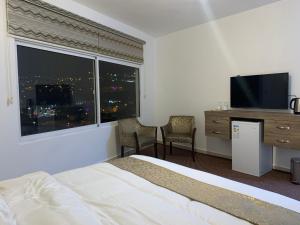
[99,61,140,123]
[17,45,96,136]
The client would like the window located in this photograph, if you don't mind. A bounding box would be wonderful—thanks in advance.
[99,60,140,123]
[17,45,96,136]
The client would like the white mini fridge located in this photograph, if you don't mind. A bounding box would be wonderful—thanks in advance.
[232,121,273,177]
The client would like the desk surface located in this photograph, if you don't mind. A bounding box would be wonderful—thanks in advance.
[205,110,300,121]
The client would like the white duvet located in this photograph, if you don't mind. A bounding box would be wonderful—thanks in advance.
[0,155,299,225]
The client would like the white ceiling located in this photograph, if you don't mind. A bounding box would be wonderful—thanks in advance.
[73,0,280,37]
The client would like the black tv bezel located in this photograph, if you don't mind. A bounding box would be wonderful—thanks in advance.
[230,73,289,110]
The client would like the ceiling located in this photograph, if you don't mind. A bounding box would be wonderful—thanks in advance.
[73,0,280,37]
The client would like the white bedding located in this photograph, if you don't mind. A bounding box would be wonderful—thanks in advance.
[0,172,104,225]
[132,155,300,213]
[0,155,299,225]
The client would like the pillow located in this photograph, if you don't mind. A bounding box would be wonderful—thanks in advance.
[0,196,16,225]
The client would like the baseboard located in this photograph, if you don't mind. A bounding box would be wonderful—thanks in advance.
[107,142,291,173]
[157,140,290,172]
[273,165,290,173]
[104,154,119,162]
[156,140,232,159]
[105,149,136,162]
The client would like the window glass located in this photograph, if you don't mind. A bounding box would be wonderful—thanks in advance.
[17,45,96,136]
[99,60,140,123]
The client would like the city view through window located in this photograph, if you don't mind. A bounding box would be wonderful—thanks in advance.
[99,60,140,123]
[17,45,140,136]
[17,46,96,136]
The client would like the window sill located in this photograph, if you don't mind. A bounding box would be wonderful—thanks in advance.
[99,121,118,128]
[19,124,99,145]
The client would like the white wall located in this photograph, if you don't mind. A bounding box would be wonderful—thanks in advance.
[0,0,156,180]
[155,0,300,170]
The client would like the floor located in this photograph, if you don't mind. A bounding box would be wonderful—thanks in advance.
[139,144,300,201]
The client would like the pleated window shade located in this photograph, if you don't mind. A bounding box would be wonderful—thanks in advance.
[6,0,145,64]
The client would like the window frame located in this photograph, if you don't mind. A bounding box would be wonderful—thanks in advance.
[12,38,142,142]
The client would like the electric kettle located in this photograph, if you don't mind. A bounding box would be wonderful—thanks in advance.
[290,98,300,114]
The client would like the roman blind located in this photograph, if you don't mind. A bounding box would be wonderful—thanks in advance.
[6,0,145,63]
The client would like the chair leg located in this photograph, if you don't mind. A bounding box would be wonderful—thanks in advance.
[192,142,195,162]
[121,146,125,157]
[136,145,140,155]
[154,142,158,158]
[134,132,140,155]
[169,142,173,155]
[192,128,197,162]
[163,140,167,160]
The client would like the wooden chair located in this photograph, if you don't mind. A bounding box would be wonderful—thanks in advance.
[118,118,158,158]
[160,116,196,161]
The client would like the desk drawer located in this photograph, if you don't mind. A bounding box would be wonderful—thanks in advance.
[206,116,229,126]
[205,116,230,139]
[264,134,300,149]
[265,120,300,136]
[205,126,230,140]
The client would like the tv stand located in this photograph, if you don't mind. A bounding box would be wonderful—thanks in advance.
[205,110,300,150]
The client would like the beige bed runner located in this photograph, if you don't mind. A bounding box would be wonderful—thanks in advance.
[110,157,300,225]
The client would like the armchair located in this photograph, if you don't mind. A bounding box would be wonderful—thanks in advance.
[160,116,196,161]
[118,118,158,158]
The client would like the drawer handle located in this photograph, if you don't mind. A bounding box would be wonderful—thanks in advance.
[212,120,221,124]
[276,139,290,144]
[212,131,222,134]
[276,125,290,130]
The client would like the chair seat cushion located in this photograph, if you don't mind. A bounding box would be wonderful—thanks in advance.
[165,133,192,143]
[138,136,156,147]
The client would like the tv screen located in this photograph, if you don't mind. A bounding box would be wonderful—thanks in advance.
[230,73,289,109]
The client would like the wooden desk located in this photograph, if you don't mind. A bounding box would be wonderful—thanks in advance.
[205,110,300,150]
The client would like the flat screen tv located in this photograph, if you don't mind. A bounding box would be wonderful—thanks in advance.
[230,73,289,109]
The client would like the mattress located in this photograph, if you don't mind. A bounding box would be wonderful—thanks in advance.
[0,155,299,225]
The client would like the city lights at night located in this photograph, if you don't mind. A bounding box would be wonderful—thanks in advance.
[99,60,140,123]
[17,46,140,136]
[17,46,96,136]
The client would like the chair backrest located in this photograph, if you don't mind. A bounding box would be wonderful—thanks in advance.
[118,118,141,147]
[118,118,140,136]
[169,116,195,134]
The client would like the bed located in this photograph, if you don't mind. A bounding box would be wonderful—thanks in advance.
[0,155,299,225]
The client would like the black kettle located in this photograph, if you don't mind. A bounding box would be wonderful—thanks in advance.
[290,98,300,114]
